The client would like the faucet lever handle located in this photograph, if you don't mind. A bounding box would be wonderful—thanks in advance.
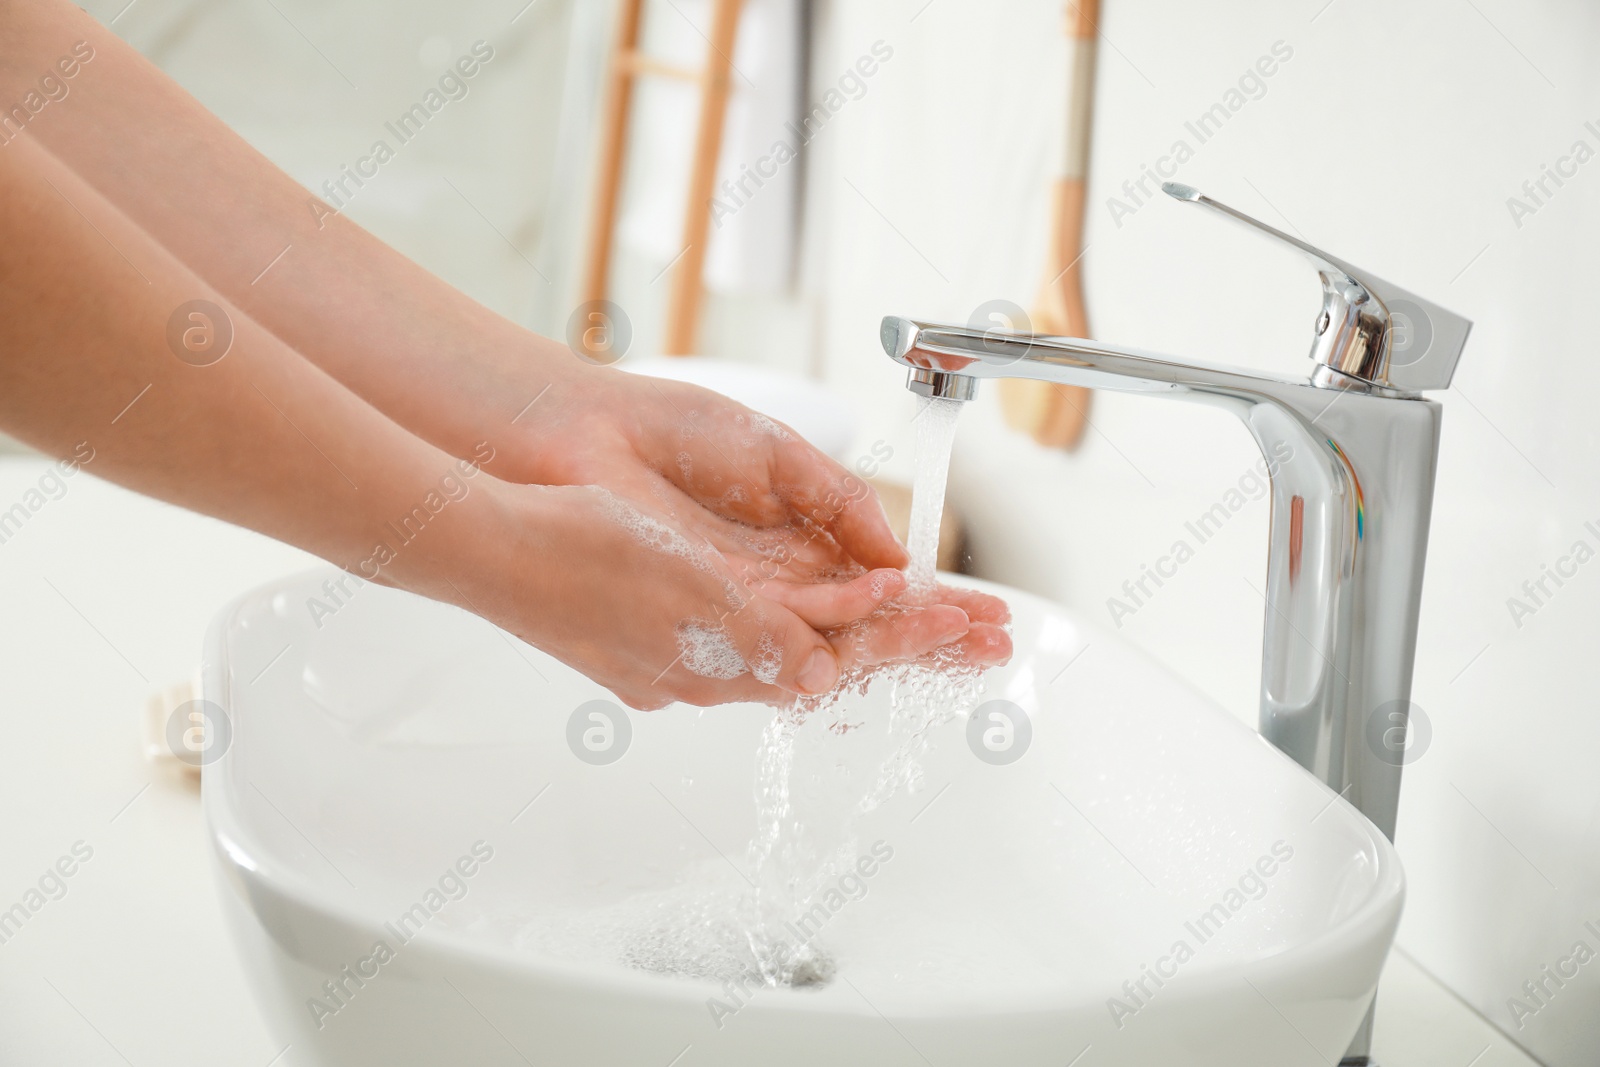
[1162,182,1470,392]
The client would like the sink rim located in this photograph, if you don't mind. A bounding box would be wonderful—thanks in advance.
[202,568,1405,1018]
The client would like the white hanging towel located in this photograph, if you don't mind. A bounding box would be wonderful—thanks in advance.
[617,0,801,296]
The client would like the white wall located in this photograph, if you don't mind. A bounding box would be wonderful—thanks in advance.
[802,0,1600,1062]
[104,0,583,331]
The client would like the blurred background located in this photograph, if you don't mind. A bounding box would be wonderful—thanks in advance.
[5,0,1599,1062]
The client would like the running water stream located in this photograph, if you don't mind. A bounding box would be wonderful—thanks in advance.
[737,394,982,986]
[904,397,965,598]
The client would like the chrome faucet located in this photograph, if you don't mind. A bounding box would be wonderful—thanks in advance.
[880,183,1470,1066]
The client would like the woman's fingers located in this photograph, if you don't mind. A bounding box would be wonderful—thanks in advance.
[932,583,1012,626]
[948,622,1013,667]
[776,447,909,571]
[756,568,905,629]
[709,518,853,578]
[830,484,910,570]
[520,477,1012,714]
[827,604,971,671]
[607,463,862,579]
[620,379,906,571]
[720,596,843,697]
[635,606,1006,710]
[660,576,1004,703]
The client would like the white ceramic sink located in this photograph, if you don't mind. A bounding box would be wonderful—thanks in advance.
[203,569,1402,1066]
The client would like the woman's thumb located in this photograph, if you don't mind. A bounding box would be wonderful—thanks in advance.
[730,600,840,696]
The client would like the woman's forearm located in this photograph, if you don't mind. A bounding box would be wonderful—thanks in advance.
[0,0,580,475]
[0,135,505,606]
[0,116,1012,708]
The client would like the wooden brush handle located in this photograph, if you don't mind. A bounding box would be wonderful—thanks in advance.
[999,0,1098,449]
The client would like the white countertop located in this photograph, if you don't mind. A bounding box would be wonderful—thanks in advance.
[0,457,307,1065]
[0,457,1538,1066]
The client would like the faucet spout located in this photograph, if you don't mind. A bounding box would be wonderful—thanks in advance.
[882,315,1312,400]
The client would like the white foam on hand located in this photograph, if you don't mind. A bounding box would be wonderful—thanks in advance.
[676,620,747,680]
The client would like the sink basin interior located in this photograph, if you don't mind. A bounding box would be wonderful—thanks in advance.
[206,571,1401,1024]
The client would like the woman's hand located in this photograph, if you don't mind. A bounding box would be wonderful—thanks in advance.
[500,368,1014,674]
[455,483,984,710]
[508,368,902,574]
